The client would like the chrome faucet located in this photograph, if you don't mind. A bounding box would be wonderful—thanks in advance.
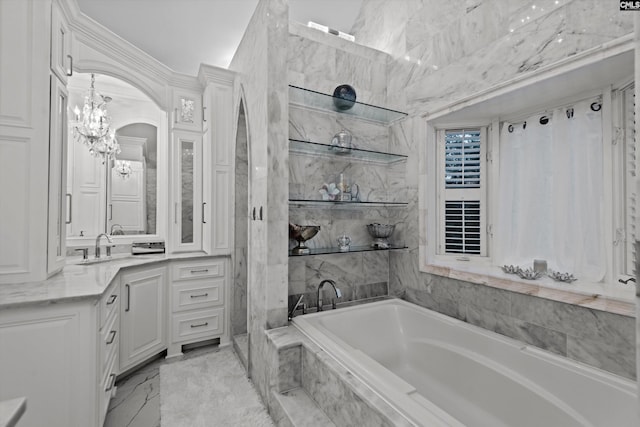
[316,279,342,312]
[95,233,113,258]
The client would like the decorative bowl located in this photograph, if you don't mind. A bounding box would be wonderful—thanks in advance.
[289,224,320,255]
[501,265,521,275]
[547,270,577,283]
[333,84,356,111]
[517,268,543,280]
[366,223,395,249]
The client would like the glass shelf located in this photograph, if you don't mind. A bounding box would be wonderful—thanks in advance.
[289,85,408,125]
[289,245,407,257]
[289,199,407,208]
[289,139,407,164]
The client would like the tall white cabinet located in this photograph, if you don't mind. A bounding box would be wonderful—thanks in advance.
[0,0,66,283]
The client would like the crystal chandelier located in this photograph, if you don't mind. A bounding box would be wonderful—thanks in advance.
[113,160,132,179]
[72,74,120,163]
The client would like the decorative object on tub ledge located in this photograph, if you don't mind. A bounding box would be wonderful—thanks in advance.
[289,223,321,255]
[330,129,352,154]
[367,223,396,249]
[349,182,360,202]
[517,268,544,280]
[319,183,340,200]
[533,259,547,273]
[337,233,351,252]
[547,269,577,283]
[332,84,356,110]
[501,265,521,274]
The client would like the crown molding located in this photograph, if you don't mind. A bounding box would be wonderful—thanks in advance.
[198,64,237,87]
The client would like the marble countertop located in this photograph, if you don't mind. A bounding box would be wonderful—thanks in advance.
[0,252,219,310]
[0,397,26,427]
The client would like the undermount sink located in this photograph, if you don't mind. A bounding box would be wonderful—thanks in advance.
[71,254,134,266]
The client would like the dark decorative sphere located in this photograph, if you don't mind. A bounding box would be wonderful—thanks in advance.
[332,84,356,110]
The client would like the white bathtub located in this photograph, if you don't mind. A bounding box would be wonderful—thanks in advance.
[292,299,637,427]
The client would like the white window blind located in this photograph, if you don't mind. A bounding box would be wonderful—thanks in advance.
[623,84,636,276]
[439,129,486,256]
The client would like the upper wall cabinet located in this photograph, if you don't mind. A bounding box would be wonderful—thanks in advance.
[169,130,203,253]
[50,0,73,84]
[172,89,203,132]
[48,75,68,275]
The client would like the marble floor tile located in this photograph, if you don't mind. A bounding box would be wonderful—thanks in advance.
[104,344,271,427]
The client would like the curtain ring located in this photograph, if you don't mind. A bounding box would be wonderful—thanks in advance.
[590,102,601,112]
[539,116,549,125]
[566,107,574,118]
[508,124,514,133]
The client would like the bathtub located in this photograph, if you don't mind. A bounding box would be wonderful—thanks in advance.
[292,299,637,427]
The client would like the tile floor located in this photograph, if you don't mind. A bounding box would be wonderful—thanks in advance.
[104,339,261,427]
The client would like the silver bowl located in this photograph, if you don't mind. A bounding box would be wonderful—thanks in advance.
[289,224,320,255]
[547,269,577,283]
[517,268,543,280]
[366,223,395,249]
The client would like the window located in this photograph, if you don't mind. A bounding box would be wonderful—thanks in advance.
[427,86,637,289]
[615,83,636,278]
[437,128,487,256]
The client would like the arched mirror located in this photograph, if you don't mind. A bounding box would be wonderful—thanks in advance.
[66,73,166,243]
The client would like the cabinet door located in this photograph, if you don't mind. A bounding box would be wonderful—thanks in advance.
[50,0,72,84]
[47,75,68,275]
[170,131,203,252]
[171,89,202,132]
[120,266,166,372]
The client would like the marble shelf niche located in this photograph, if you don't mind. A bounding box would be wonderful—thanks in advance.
[288,85,407,125]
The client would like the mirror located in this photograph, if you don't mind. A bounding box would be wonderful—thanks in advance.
[66,73,164,240]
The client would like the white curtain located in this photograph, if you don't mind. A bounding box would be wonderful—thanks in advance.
[496,99,605,281]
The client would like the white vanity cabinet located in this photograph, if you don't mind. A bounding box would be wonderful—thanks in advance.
[119,265,167,373]
[167,258,229,357]
[0,282,121,427]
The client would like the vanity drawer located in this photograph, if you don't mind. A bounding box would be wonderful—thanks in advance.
[99,352,118,427]
[171,259,224,281]
[172,278,224,313]
[100,308,119,375]
[172,308,224,343]
[99,283,120,330]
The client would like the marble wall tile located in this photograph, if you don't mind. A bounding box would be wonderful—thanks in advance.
[466,305,568,357]
[277,345,302,392]
[354,281,388,300]
[567,334,636,379]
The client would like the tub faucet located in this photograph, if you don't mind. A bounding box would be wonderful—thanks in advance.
[288,295,306,321]
[317,279,342,312]
[95,233,113,258]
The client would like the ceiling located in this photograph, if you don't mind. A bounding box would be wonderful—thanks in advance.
[75,0,363,75]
